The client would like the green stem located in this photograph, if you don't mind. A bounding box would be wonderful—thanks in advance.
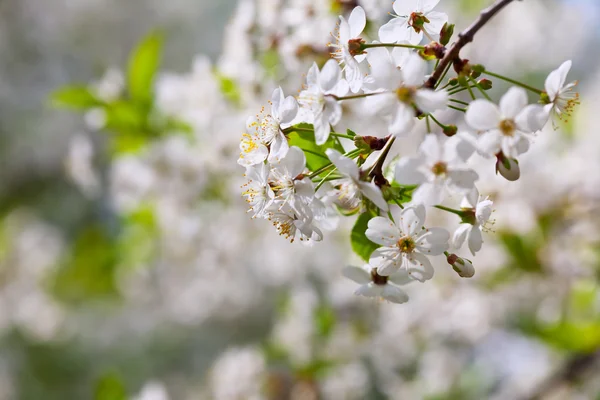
[428,113,448,129]
[426,116,432,133]
[435,205,464,216]
[315,169,337,192]
[466,82,476,100]
[449,98,469,106]
[470,76,492,101]
[448,85,477,96]
[302,148,330,160]
[307,148,361,178]
[483,70,543,95]
[435,62,454,90]
[448,105,467,113]
[361,43,425,50]
[283,127,354,140]
[330,132,355,140]
[368,136,396,178]
[329,92,384,101]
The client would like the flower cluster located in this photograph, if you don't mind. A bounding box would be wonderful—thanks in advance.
[237,0,578,304]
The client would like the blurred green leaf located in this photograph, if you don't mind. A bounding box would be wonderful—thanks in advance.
[215,72,242,107]
[261,48,280,79]
[118,205,158,269]
[522,320,600,353]
[127,31,163,105]
[351,212,380,262]
[105,101,147,133]
[314,304,336,339]
[94,372,127,400]
[51,86,102,109]
[498,231,542,273]
[287,123,344,172]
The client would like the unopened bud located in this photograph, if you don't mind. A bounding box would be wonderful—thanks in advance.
[496,153,520,181]
[439,23,455,46]
[422,42,445,60]
[447,254,475,278]
[358,135,388,151]
[443,125,457,137]
[478,79,493,90]
[471,64,485,73]
[448,78,459,86]
[453,58,471,77]
[470,70,481,79]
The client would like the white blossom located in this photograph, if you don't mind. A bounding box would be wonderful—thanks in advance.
[379,0,448,45]
[342,264,412,303]
[330,6,367,93]
[452,188,494,256]
[543,60,579,123]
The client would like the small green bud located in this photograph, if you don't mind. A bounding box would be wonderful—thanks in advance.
[439,23,455,46]
[448,78,459,86]
[443,125,457,137]
[478,78,493,90]
[447,253,475,278]
[470,70,481,79]
[539,91,551,105]
[353,136,372,152]
[471,64,485,73]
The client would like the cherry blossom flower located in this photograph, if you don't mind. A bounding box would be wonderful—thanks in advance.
[452,188,494,256]
[379,0,448,45]
[325,149,388,211]
[269,204,323,243]
[298,60,349,145]
[268,146,314,213]
[238,87,298,167]
[366,205,449,279]
[342,264,412,303]
[330,6,367,93]
[365,51,448,136]
[395,135,479,205]
[241,163,274,218]
[465,87,544,159]
[543,60,579,123]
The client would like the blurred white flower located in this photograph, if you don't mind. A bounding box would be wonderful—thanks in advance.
[342,264,412,303]
[379,0,448,44]
[452,188,494,255]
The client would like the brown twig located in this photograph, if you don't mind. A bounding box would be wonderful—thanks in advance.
[424,0,520,89]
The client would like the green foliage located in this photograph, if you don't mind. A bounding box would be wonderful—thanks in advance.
[314,304,336,339]
[286,124,344,172]
[351,212,380,262]
[94,372,127,400]
[51,86,103,109]
[261,48,281,78]
[127,31,163,106]
[498,231,542,273]
[385,183,415,206]
[215,72,242,107]
[118,205,159,269]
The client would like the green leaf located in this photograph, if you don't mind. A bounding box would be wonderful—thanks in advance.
[287,123,344,172]
[215,72,242,107]
[314,304,336,339]
[498,232,542,273]
[351,212,380,262]
[94,372,127,400]
[104,101,147,133]
[127,31,163,105]
[51,85,102,109]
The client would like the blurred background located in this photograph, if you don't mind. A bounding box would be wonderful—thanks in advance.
[0,0,600,399]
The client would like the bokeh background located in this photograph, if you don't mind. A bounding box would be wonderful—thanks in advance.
[0,0,599,399]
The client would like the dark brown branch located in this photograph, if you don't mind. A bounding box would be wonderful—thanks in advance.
[424,0,520,89]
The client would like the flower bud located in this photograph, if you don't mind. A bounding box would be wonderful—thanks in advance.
[357,135,387,151]
[471,64,485,74]
[442,125,457,137]
[448,78,459,86]
[439,23,455,46]
[496,153,520,181]
[478,78,493,90]
[422,42,445,60]
[447,253,475,278]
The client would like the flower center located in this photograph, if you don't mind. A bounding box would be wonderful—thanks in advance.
[431,161,447,176]
[408,12,430,33]
[396,86,415,104]
[370,268,388,285]
[499,119,516,136]
[347,38,365,57]
[397,236,416,253]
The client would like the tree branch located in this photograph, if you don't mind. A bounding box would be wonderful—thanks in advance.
[424,0,520,89]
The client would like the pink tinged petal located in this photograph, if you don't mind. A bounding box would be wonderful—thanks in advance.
[545,60,571,99]
[412,182,445,206]
[319,59,343,92]
[267,132,289,163]
[358,182,389,211]
[395,157,427,185]
[370,247,402,276]
[382,285,410,304]
[400,205,425,236]
[406,252,434,282]
[477,129,503,156]
[468,226,483,255]
[447,169,479,192]
[355,282,383,298]
[394,0,419,15]
[271,87,284,120]
[388,268,413,285]
[278,96,299,126]
[306,63,319,88]
[419,0,441,13]
[326,149,359,180]
[389,103,416,137]
[366,217,400,246]
[414,89,448,113]
[466,99,502,131]
[415,227,449,255]
[500,87,528,119]
[452,224,470,249]
[348,6,366,38]
[338,17,351,44]
[424,11,448,35]
[282,146,306,176]
[402,54,427,87]
[342,265,371,284]
[378,18,408,43]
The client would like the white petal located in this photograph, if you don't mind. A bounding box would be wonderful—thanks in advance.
[394,0,420,15]
[278,96,299,126]
[358,182,389,211]
[395,157,427,185]
[345,58,364,94]
[267,132,289,163]
[366,217,400,246]
[355,282,383,298]
[447,169,479,192]
[452,224,470,249]
[271,87,284,120]
[325,97,343,126]
[419,134,442,161]
[348,6,366,38]
[461,187,479,209]
[419,0,441,13]
[319,59,343,92]
[314,112,331,145]
[389,103,416,137]
[338,17,351,44]
[500,87,528,119]
[477,129,503,156]
[545,60,571,99]
[516,104,547,133]
[400,205,425,236]
[382,285,410,304]
[402,53,427,87]
[468,226,483,255]
[424,11,448,35]
[378,18,408,43]
[388,268,413,285]
[415,227,449,255]
[238,143,268,167]
[466,100,502,131]
[476,199,493,224]
[282,146,306,177]
[342,265,371,284]
[406,252,434,282]
[412,182,445,206]
[326,148,359,179]
[370,247,402,276]
[306,63,319,88]
[414,89,448,113]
